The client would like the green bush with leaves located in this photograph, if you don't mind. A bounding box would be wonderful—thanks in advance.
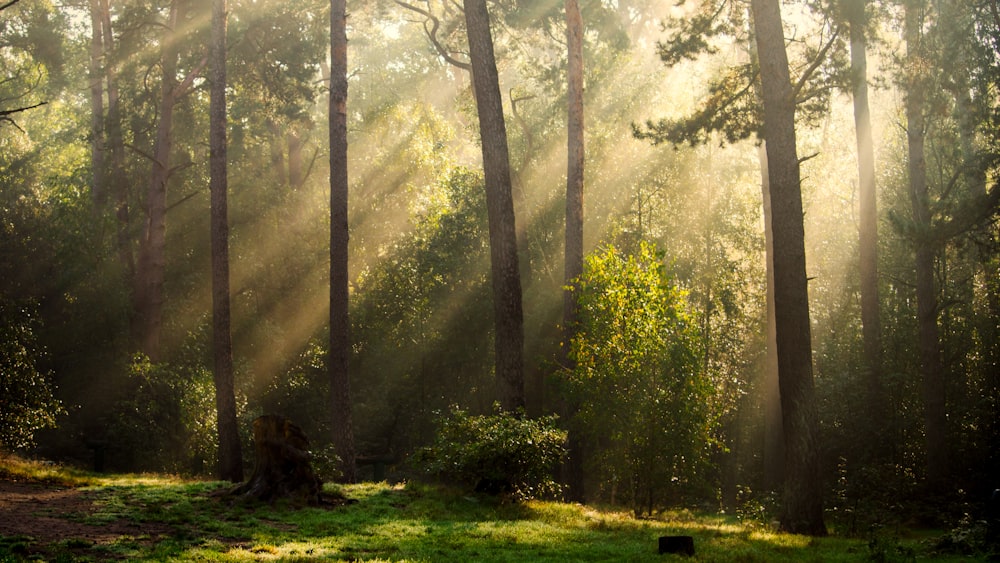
[415,406,567,501]
[564,242,717,515]
[104,344,234,475]
[0,301,64,451]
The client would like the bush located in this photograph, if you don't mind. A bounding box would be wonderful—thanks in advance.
[0,301,64,451]
[415,406,567,501]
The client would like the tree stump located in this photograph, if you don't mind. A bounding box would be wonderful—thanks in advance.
[231,415,322,505]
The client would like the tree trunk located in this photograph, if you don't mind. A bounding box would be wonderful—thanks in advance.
[210,0,243,483]
[563,0,586,502]
[87,0,106,209]
[135,0,182,361]
[904,0,947,489]
[848,0,885,451]
[751,0,826,536]
[98,0,134,285]
[464,0,526,412]
[267,119,288,186]
[288,127,304,188]
[759,142,784,491]
[232,415,322,505]
[329,0,357,483]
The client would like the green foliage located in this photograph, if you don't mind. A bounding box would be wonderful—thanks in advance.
[352,166,495,453]
[564,242,716,515]
[0,301,64,451]
[105,345,232,475]
[415,406,567,501]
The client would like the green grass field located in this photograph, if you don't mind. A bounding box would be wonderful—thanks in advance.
[0,456,990,562]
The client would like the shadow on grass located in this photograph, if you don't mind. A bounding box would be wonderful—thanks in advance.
[154,483,872,562]
[3,479,969,562]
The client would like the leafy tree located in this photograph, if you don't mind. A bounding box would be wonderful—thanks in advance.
[0,302,64,451]
[564,243,713,516]
[352,166,495,454]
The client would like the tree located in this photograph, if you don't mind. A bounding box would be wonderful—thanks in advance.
[87,0,106,208]
[133,0,204,360]
[635,0,842,496]
[751,0,826,535]
[93,0,133,282]
[902,0,946,489]
[209,0,242,483]
[329,0,357,483]
[464,0,526,412]
[845,0,884,449]
[562,0,586,503]
[564,243,713,515]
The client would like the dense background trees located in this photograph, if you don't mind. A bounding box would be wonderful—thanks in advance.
[1,0,998,537]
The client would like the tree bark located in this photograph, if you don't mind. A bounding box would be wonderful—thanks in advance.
[135,0,183,361]
[210,0,243,483]
[329,0,357,483]
[751,0,826,536]
[464,0,526,412]
[97,0,134,285]
[904,0,947,489]
[232,415,322,505]
[759,142,784,491]
[563,0,586,502]
[848,0,885,450]
[87,0,106,208]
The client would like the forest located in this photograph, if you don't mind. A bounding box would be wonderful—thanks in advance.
[1,0,998,548]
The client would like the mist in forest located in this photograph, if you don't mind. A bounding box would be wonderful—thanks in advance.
[1,0,998,535]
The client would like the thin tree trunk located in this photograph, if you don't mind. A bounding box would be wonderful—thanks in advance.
[330,0,357,483]
[904,0,947,489]
[751,0,826,536]
[88,0,106,208]
[464,0,525,412]
[288,128,304,188]
[99,0,133,284]
[563,0,586,502]
[135,0,183,361]
[848,0,885,449]
[267,119,287,187]
[210,0,243,483]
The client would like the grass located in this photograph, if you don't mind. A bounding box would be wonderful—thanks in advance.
[0,456,992,562]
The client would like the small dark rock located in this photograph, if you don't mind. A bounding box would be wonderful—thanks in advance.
[659,535,695,556]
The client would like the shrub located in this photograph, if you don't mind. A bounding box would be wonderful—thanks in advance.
[0,301,64,451]
[415,406,567,501]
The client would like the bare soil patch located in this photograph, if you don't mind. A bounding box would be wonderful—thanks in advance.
[0,479,174,556]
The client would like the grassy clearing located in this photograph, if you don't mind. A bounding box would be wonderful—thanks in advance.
[0,458,989,562]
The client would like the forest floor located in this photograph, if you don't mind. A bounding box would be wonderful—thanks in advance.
[0,479,174,553]
[0,456,993,562]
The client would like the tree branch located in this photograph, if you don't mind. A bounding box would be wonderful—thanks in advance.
[173,55,209,100]
[792,26,840,101]
[395,0,471,71]
[0,101,47,118]
[0,0,23,11]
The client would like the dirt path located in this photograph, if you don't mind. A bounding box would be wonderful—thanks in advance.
[0,480,173,554]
